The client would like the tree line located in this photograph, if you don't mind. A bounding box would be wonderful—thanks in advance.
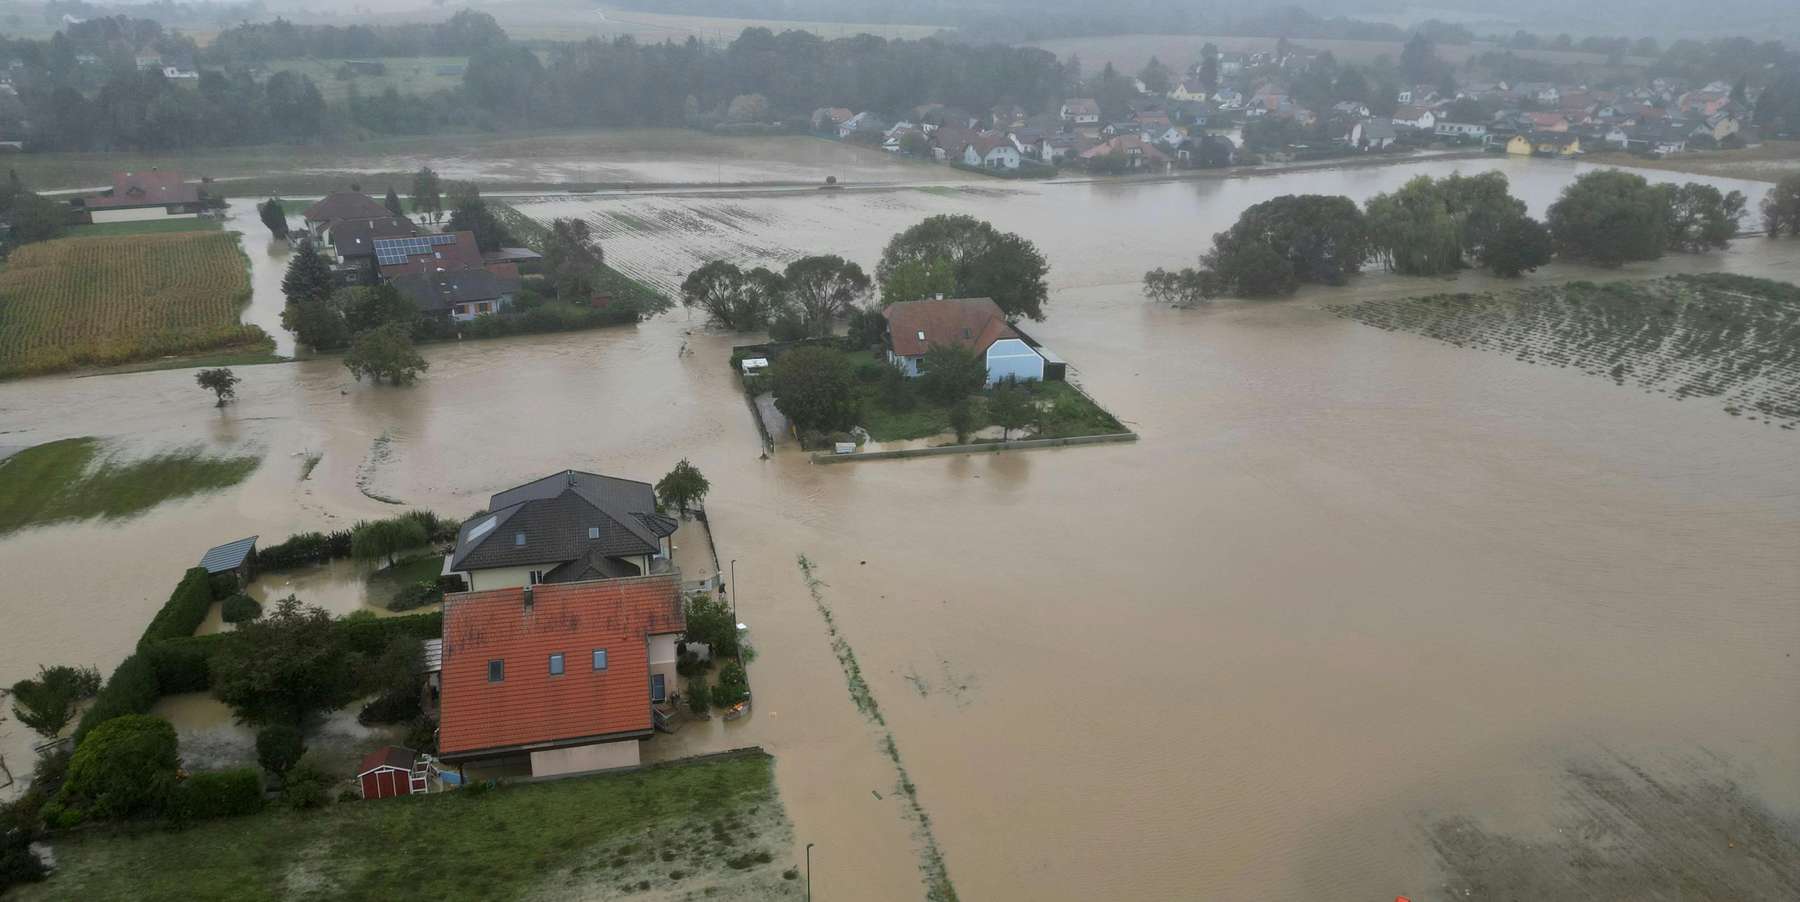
[1144,169,1756,305]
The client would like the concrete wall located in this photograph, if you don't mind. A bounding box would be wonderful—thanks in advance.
[89,207,197,223]
[649,633,678,704]
[529,739,640,777]
[986,339,1045,384]
[815,431,1138,464]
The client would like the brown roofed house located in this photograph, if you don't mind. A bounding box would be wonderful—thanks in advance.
[81,169,204,223]
[883,297,1045,385]
[302,191,394,238]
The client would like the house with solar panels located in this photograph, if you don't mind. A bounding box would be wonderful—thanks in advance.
[327,215,418,282]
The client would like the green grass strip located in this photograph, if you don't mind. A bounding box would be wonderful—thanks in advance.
[0,437,261,535]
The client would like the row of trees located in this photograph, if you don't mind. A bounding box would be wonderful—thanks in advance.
[679,256,870,338]
[1143,169,1752,304]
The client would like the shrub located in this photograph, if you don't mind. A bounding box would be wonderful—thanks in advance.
[139,567,218,647]
[208,571,240,599]
[144,638,217,694]
[713,661,749,708]
[72,653,160,744]
[255,530,353,571]
[0,831,47,891]
[220,593,263,624]
[280,762,332,810]
[680,593,738,660]
[59,714,180,821]
[405,716,438,754]
[256,724,306,777]
[8,664,102,739]
[169,769,264,822]
[388,580,444,612]
[686,678,712,715]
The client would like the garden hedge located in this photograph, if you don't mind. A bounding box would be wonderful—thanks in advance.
[169,769,264,822]
[137,567,221,649]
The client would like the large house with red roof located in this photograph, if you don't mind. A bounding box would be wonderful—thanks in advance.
[437,573,685,777]
[78,170,205,223]
[883,296,1046,384]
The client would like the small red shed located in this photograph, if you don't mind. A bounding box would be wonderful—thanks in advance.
[358,746,421,800]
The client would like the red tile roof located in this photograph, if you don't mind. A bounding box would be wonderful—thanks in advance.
[883,297,1017,358]
[438,575,684,759]
[302,191,392,225]
[85,170,200,208]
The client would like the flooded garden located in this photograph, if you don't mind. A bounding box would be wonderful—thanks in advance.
[2,149,1797,900]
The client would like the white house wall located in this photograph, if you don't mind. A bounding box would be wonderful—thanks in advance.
[986,338,1045,384]
[90,207,196,224]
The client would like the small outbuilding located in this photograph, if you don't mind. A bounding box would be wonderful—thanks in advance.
[358,746,424,800]
[198,536,258,586]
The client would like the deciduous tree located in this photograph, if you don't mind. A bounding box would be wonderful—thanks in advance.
[918,344,987,405]
[988,380,1033,440]
[770,346,859,434]
[411,166,442,222]
[680,261,781,331]
[1547,169,1668,266]
[195,368,241,407]
[211,596,360,727]
[257,197,288,238]
[877,215,1049,321]
[782,255,871,337]
[542,218,605,302]
[1141,267,1222,307]
[656,459,711,516]
[384,186,404,218]
[1763,173,1800,237]
[8,665,101,740]
[344,322,429,385]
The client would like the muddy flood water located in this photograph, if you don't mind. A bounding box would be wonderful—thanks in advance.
[2,152,1798,900]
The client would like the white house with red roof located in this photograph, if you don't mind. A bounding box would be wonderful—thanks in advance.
[79,170,204,223]
[883,296,1045,384]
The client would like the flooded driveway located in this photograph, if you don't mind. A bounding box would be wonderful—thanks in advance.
[2,156,1796,900]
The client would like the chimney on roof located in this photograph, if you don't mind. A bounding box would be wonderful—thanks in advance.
[522,585,534,611]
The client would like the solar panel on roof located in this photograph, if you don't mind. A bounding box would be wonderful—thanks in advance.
[373,233,456,266]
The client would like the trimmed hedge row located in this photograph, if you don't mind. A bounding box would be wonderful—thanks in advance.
[255,530,352,571]
[169,769,264,822]
[138,567,222,649]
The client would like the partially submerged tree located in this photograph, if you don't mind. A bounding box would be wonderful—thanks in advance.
[656,459,711,517]
[211,596,360,726]
[680,261,782,331]
[1657,183,1746,252]
[542,217,605,302]
[8,664,101,740]
[344,322,429,386]
[195,368,241,408]
[411,166,443,222]
[1141,267,1222,307]
[770,345,859,434]
[1762,174,1800,237]
[351,517,430,568]
[782,255,871,337]
[257,197,288,238]
[1547,169,1669,266]
[877,215,1050,321]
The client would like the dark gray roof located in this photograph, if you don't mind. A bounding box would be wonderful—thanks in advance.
[302,191,390,225]
[199,536,257,573]
[328,216,417,258]
[450,471,678,572]
[482,247,543,263]
[390,270,521,313]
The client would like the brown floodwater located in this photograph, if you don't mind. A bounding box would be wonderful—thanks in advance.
[2,156,1796,900]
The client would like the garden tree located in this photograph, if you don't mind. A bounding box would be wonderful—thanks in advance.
[767,306,808,341]
[878,363,916,411]
[1091,62,1138,122]
[655,459,711,516]
[257,196,288,238]
[726,92,770,122]
[680,592,737,659]
[1138,56,1173,96]
[195,368,241,408]
[1763,174,1800,236]
[1547,170,1670,266]
[1205,194,1369,294]
[7,192,66,245]
[988,380,1033,441]
[769,345,859,434]
[351,516,430,568]
[918,344,987,405]
[341,283,417,334]
[1657,183,1746,251]
[1241,116,1308,152]
[782,255,871,337]
[898,130,931,157]
[876,215,1049,321]
[947,398,976,444]
[1364,176,1465,275]
[1478,213,1554,277]
[344,322,430,385]
[411,166,442,222]
[280,293,350,352]
[541,218,605,302]
[255,723,305,778]
[680,261,782,331]
[1141,267,1223,307]
[357,635,425,725]
[878,256,958,306]
[281,240,336,306]
[1198,43,1220,93]
[211,596,361,726]
[384,186,404,218]
[444,183,516,252]
[845,305,888,348]
[58,714,179,820]
[8,665,101,740]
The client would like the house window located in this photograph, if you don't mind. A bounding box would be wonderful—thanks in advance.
[515,532,526,546]
[528,570,543,585]
[651,673,667,703]
[487,660,504,683]
[548,653,564,676]
[477,302,491,313]
[592,649,608,671]
[588,527,600,539]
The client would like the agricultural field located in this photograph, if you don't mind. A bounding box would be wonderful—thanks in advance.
[1027,33,1650,75]
[263,56,469,104]
[0,231,269,377]
[1329,274,1800,428]
[1582,140,1800,184]
[67,218,223,238]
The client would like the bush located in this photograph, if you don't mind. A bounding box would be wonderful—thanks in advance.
[0,831,47,892]
[169,769,264,822]
[72,653,160,744]
[8,664,102,739]
[139,567,218,647]
[59,715,179,821]
[280,762,332,810]
[405,716,439,754]
[388,580,444,612]
[220,593,263,624]
[256,724,306,777]
[680,594,738,660]
[686,678,712,715]
[713,661,749,708]
[208,571,240,599]
[144,638,216,694]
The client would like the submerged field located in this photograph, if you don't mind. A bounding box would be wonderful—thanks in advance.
[17,751,799,902]
[0,437,261,536]
[0,231,268,377]
[1329,274,1800,428]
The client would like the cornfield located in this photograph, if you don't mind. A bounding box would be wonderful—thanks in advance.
[0,231,268,377]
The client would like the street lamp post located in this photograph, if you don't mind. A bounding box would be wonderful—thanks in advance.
[806,842,814,902]
[729,558,738,631]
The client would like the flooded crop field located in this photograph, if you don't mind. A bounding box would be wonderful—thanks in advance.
[2,151,1798,900]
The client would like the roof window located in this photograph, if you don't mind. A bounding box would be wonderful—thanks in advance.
[588,527,600,539]
[917,330,926,341]
[514,532,526,546]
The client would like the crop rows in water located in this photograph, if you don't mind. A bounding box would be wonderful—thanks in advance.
[0,232,264,376]
[1328,274,1800,428]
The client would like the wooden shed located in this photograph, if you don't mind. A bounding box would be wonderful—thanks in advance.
[358,746,423,800]
[198,535,259,586]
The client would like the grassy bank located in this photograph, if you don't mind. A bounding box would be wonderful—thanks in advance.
[0,231,269,377]
[367,552,445,608]
[1328,274,1800,428]
[0,437,261,535]
[17,750,799,902]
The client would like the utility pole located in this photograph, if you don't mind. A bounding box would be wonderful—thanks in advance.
[806,842,814,901]
[730,558,738,633]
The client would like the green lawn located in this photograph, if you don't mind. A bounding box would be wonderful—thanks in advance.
[66,218,223,238]
[840,350,1125,442]
[367,552,445,607]
[0,437,261,535]
[18,751,799,902]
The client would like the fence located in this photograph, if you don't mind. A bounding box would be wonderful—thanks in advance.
[812,431,1138,464]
